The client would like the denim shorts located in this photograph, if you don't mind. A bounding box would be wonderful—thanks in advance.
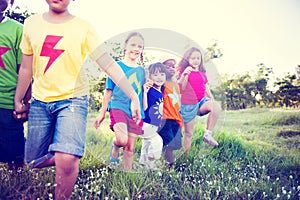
[0,108,24,163]
[180,96,211,123]
[25,96,88,166]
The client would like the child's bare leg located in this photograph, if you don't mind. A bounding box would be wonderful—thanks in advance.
[164,147,174,167]
[123,133,137,170]
[54,152,80,200]
[200,101,221,146]
[201,101,221,131]
[183,118,195,153]
[112,123,128,158]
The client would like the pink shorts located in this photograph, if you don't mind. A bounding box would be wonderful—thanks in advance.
[109,109,143,135]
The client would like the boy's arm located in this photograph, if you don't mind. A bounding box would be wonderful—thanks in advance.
[142,79,153,111]
[93,52,141,123]
[23,83,32,104]
[14,54,33,121]
[17,82,32,122]
[17,63,32,105]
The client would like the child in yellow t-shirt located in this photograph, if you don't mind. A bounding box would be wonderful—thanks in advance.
[14,0,140,199]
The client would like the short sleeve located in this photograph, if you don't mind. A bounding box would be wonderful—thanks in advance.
[106,76,115,90]
[20,18,33,55]
[202,72,208,84]
[87,25,109,62]
[84,23,101,56]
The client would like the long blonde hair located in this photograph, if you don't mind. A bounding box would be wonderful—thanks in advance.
[123,32,145,67]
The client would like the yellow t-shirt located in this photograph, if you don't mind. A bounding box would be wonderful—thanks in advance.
[21,14,100,102]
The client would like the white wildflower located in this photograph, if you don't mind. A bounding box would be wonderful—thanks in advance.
[282,189,287,195]
[282,186,287,195]
[235,187,239,192]
[46,182,51,187]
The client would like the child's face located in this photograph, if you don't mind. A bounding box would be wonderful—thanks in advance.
[124,36,144,61]
[46,0,72,13]
[150,68,166,87]
[164,60,176,78]
[188,51,202,69]
[0,0,10,14]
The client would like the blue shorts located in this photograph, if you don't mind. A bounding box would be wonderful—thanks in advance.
[180,97,211,123]
[25,96,88,167]
[0,108,24,163]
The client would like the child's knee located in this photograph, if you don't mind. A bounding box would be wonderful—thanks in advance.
[184,131,193,138]
[56,154,79,175]
[213,102,221,114]
[146,137,162,160]
[114,136,128,146]
[124,143,135,152]
[152,150,162,160]
[154,135,163,148]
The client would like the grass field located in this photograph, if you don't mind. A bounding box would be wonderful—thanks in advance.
[1,108,299,199]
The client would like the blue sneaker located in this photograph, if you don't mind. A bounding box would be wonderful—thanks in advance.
[109,144,119,164]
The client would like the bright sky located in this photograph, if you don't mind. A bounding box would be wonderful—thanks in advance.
[13,0,300,78]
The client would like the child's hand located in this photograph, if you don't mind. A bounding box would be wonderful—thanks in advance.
[130,94,141,124]
[13,101,30,123]
[143,78,153,93]
[183,66,194,76]
[94,113,105,129]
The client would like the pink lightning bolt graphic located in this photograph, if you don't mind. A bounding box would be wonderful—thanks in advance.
[40,35,65,74]
[0,46,12,70]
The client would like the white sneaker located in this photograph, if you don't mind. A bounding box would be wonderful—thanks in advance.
[203,131,219,147]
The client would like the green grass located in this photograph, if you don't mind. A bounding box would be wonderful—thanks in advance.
[0,108,299,199]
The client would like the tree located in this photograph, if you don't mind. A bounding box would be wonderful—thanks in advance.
[6,5,35,24]
[213,64,300,110]
[205,39,223,60]
[273,73,300,107]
